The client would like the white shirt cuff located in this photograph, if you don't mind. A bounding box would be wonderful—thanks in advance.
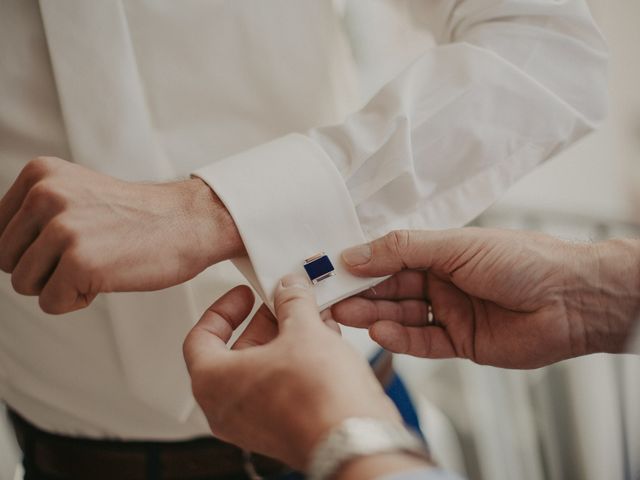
[193,133,382,311]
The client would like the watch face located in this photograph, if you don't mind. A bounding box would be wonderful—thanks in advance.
[347,418,412,451]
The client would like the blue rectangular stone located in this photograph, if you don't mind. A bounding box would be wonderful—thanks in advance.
[304,255,335,283]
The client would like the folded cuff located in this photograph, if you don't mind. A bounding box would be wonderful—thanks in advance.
[193,134,382,311]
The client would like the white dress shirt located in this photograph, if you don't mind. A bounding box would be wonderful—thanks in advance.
[0,0,607,440]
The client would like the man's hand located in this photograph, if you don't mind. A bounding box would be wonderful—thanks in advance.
[183,274,401,470]
[333,229,640,369]
[0,157,244,314]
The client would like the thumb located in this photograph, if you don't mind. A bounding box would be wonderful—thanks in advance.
[341,229,473,277]
[273,273,322,329]
[183,285,254,373]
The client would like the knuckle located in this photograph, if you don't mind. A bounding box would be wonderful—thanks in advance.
[385,230,411,257]
[274,288,310,312]
[274,292,296,312]
[23,180,64,213]
[22,157,59,184]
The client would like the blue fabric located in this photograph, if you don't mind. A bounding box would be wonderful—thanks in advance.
[384,370,423,437]
[369,348,423,438]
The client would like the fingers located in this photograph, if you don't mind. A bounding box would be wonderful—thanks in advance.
[183,285,254,370]
[373,272,478,361]
[341,230,432,276]
[369,321,456,359]
[273,273,321,329]
[320,309,342,335]
[0,158,54,235]
[0,179,27,237]
[10,224,66,295]
[334,270,480,361]
[0,158,67,279]
[359,271,426,300]
[332,297,430,328]
[38,258,93,314]
[342,229,479,277]
[0,206,42,273]
[232,300,341,351]
[425,274,477,360]
[331,269,429,328]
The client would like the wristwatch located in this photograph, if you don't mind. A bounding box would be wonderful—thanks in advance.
[307,417,431,480]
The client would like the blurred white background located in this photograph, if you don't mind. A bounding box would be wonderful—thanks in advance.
[1,1,638,479]
[495,0,640,224]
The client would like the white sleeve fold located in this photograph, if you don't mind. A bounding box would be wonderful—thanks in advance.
[311,0,608,237]
[195,0,608,309]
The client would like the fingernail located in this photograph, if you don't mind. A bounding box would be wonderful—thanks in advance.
[280,273,310,289]
[342,244,371,266]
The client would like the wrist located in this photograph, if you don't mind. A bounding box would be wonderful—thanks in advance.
[296,396,402,470]
[582,239,640,353]
[183,177,245,266]
[306,417,431,480]
[336,452,434,480]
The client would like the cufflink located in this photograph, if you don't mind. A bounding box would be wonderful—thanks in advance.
[303,252,335,284]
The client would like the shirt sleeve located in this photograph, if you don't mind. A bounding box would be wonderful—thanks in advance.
[194,0,608,311]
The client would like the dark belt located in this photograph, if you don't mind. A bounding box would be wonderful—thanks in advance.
[8,410,288,480]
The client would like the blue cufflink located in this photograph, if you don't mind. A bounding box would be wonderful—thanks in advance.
[303,252,335,284]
